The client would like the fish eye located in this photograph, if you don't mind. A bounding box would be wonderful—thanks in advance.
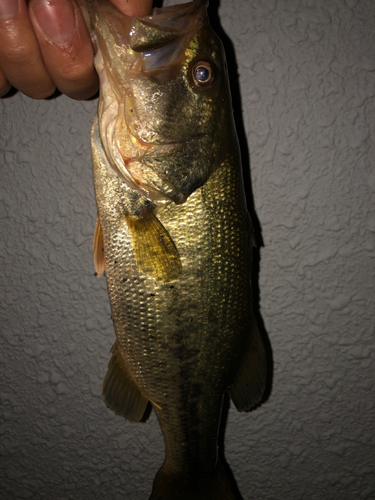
[192,61,215,89]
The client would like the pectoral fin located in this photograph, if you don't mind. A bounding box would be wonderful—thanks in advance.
[93,213,105,278]
[126,203,181,283]
[102,341,150,422]
[228,316,267,411]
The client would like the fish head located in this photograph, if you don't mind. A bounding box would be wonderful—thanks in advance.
[90,0,236,204]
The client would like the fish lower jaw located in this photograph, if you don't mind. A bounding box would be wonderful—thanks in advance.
[127,131,186,155]
[123,160,187,204]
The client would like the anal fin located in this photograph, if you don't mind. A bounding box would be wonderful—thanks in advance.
[126,203,181,283]
[93,213,105,278]
[228,315,267,412]
[102,341,150,422]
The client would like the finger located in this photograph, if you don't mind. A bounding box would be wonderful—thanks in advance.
[111,0,154,17]
[0,68,12,97]
[29,0,98,101]
[0,0,56,99]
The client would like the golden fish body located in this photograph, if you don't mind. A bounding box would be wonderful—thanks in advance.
[87,1,267,498]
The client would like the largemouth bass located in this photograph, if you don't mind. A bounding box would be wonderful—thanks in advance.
[85,0,267,498]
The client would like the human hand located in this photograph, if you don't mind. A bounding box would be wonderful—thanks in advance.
[0,0,153,100]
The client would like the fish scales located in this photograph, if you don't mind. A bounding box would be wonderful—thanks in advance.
[86,0,267,498]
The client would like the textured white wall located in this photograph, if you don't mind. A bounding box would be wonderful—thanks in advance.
[1,1,374,499]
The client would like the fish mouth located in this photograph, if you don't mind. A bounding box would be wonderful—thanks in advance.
[92,0,212,203]
[90,0,208,71]
[128,0,208,52]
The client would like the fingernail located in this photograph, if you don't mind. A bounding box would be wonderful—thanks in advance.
[0,0,19,19]
[32,0,77,42]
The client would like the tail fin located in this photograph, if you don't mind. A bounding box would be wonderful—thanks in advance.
[149,460,241,500]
